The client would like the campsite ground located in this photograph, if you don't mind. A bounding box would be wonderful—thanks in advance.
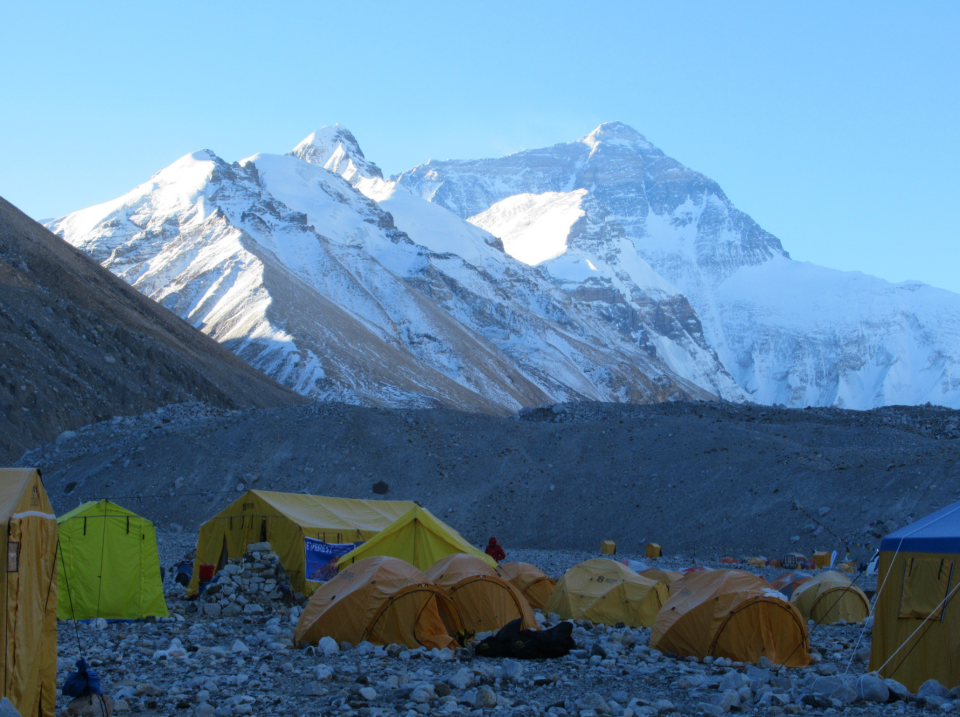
[56,535,898,717]
[30,398,960,715]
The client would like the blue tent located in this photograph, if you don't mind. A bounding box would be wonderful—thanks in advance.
[881,501,960,554]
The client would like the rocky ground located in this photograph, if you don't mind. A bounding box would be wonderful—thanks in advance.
[57,538,940,717]
[22,399,960,563]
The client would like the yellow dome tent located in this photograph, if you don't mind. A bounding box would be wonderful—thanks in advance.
[337,506,495,572]
[790,571,870,624]
[0,468,57,717]
[640,568,685,593]
[427,554,537,633]
[187,491,416,597]
[294,556,463,649]
[57,499,168,620]
[496,562,556,610]
[651,569,811,667]
[544,558,668,628]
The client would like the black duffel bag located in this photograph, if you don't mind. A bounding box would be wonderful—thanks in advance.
[475,618,575,659]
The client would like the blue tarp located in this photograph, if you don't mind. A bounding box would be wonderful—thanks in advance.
[881,500,960,554]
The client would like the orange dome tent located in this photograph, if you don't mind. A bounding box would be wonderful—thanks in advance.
[295,557,463,650]
[496,562,557,610]
[651,569,811,667]
[427,554,537,634]
[544,559,669,628]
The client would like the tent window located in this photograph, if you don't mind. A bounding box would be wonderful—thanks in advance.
[899,558,954,620]
[260,519,267,543]
[6,541,19,572]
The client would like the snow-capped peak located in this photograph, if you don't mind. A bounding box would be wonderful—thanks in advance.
[580,121,654,151]
[288,124,383,183]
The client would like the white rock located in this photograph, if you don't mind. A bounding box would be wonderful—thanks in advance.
[231,640,249,654]
[318,636,339,656]
[359,687,377,701]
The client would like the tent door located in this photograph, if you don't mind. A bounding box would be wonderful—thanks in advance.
[217,539,229,570]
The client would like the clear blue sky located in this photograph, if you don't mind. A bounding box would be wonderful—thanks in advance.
[2,2,958,291]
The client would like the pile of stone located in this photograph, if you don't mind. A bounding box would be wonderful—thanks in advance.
[183,542,299,619]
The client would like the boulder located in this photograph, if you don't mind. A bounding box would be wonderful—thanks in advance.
[921,680,951,701]
[65,695,114,717]
[410,684,435,703]
[885,678,912,701]
[856,674,889,703]
[474,686,497,709]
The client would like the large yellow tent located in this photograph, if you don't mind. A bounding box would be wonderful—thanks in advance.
[294,556,463,649]
[870,501,960,691]
[0,468,57,717]
[336,506,496,572]
[497,562,556,610]
[790,571,870,624]
[427,554,537,634]
[57,500,168,620]
[651,569,810,667]
[544,559,668,628]
[188,491,415,597]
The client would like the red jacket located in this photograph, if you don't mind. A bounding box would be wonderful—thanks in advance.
[485,539,506,562]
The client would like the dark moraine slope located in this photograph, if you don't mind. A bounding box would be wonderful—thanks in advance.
[25,400,960,560]
[0,196,305,463]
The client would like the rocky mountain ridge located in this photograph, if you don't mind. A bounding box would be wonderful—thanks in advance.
[47,128,746,412]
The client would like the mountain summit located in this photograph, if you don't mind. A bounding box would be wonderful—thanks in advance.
[288,124,383,183]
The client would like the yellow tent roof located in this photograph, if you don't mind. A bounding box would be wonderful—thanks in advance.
[337,506,496,572]
[238,491,416,531]
[0,468,54,521]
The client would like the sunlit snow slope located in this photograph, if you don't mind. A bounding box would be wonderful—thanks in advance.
[399,121,960,409]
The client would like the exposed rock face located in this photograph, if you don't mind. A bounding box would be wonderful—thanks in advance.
[399,122,960,409]
[0,196,302,463]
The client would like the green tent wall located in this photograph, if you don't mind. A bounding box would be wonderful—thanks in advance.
[57,500,168,620]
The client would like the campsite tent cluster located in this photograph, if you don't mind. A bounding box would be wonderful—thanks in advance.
[5,469,960,716]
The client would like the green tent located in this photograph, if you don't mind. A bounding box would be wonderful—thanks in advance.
[57,500,168,620]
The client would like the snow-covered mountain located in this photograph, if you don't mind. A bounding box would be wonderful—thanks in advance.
[398,122,960,409]
[48,125,744,412]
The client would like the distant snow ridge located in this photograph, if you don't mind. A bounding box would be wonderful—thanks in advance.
[49,126,745,413]
[398,121,960,409]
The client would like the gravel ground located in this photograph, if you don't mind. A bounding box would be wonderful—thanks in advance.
[54,535,906,717]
